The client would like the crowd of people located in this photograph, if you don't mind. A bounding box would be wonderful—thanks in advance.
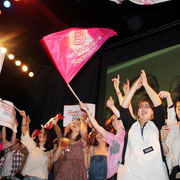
[0,70,179,180]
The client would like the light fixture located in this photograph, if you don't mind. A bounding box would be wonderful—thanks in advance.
[22,65,28,72]
[8,54,14,60]
[29,72,34,77]
[0,47,7,53]
[3,0,11,8]
[15,60,21,66]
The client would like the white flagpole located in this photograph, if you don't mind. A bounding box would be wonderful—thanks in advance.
[67,83,81,102]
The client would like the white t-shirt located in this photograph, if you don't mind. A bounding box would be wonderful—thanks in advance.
[118,121,169,180]
[21,132,49,179]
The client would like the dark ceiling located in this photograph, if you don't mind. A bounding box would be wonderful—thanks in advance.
[0,0,180,109]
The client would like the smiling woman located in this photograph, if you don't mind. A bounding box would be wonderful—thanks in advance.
[19,110,53,180]
[118,70,169,180]
[53,117,88,180]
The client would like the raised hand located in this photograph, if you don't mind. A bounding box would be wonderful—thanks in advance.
[140,70,148,86]
[160,125,170,142]
[54,114,60,125]
[106,96,114,109]
[112,74,120,92]
[79,101,88,112]
[123,78,130,95]
[19,110,26,118]
[158,91,170,99]
[132,75,143,90]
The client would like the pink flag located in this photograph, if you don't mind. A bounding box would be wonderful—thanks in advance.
[41,28,117,83]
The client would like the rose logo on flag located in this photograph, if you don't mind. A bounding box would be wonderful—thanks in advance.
[73,30,86,45]
[69,30,94,57]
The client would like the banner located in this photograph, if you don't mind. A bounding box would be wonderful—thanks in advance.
[0,47,6,73]
[0,99,17,132]
[63,103,95,127]
[110,0,170,5]
[129,0,170,5]
[41,28,117,83]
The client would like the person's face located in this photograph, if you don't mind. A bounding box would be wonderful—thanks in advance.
[38,128,47,143]
[71,119,81,132]
[176,101,180,119]
[96,133,104,143]
[112,115,123,131]
[138,101,153,122]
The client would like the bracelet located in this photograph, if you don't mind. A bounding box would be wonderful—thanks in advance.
[161,139,165,143]
[116,92,121,95]
[22,124,27,126]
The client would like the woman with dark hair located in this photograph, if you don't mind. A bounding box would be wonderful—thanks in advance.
[53,118,88,180]
[84,131,108,180]
[19,110,53,180]
[79,101,125,179]
[117,70,169,180]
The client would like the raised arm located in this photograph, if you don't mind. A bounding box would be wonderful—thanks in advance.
[53,115,63,145]
[79,101,109,139]
[159,91,176,123]
[141,70,162,107]
[106,96,120,118]
[53,143,62,162]
[26,115,31,135]
[122,78,136,119]
[121,75,142,108]
[19,110,27,136]
[112,74,123,105]
[159,91,173,108]
[2,127,16,150]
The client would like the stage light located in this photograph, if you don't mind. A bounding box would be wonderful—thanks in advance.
[8,54,14,60]
[22,65,28,72]
[15,60,21,66]
[0,47,7,53]
[3,0,11,8]
[29,72,34,77]
[0,10,2,15]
